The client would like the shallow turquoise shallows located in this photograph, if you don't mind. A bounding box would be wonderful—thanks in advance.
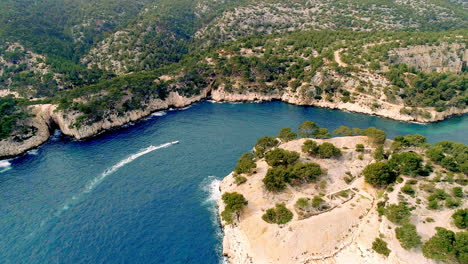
[0,101,467,264]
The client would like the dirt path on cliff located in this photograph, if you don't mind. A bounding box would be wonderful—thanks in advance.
[334,49,347,67]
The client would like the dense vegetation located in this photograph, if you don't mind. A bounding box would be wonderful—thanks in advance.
[426,141,468,174]
[0,96,30,139]
[453,209,468,229]
[254,136,279,158]
[1,27,467,133]
[0,0,467,137]
[221,192,248,225]
[395,224,422,249]
[363,162,397,187]
[234,152,256,175]
[262,203,293,225]
[422,227,467,263]
[372,238,391,257]
[265,148,300,167]
[226,128,468,261]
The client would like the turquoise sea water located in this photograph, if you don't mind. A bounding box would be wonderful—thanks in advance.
[0,101,466,264]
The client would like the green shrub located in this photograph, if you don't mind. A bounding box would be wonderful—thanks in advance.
[302,140,318,155]
[265,148,300,167]
[452,209,468,229]
[395,223,422,249]
[234,152,256,174]
[221,192,248,224]
[401,184,415,196]
[291,162,322,183]
[372,238,391,256]
[311,195,325,208]
[428,189,448,201]
[356,144,365,152]
[338,190,350,198]
[428,200,439,210]
[392,134,427,150]
[445,197,461,208]
[454,232,468,263]
[407,179,418,185]
[427,141,468,173]
[363,162,397,187]
[262,203,293,224]
[277,127,297,142]
[333,125,354,136]
[313,128,331,139]
[426,146,445,163]
[317,142,341,158]
[453,187,464,198]
[377,201,386,216]
[388,152,423,176]
[254,136,279,158]
[234,175,247,185]
[422,227,455,261]
[295,198,309,210]
[420,182,435,193]
[298,121,319,138]
[263,167,292,192]
[441,156,458,172]
[385,203,411,225]
[0,96,30,139]
[363,127,386,146]
[373,145,385,161]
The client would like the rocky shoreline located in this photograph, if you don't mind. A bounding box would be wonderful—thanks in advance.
[216,137,466,264]
[1,88,466,159]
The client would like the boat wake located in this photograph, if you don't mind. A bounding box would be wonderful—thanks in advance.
[27,149,39,156]
[0,160,11,173]
[59,142,177,213]
[201,176,227,263]
[151,111,167,117]
[27,142,178,239]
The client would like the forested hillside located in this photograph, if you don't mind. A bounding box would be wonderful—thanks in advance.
[0,0,467,148]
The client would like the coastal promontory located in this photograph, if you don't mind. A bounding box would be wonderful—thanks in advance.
[218,124,467,264]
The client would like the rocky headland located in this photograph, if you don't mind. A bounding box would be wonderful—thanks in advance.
[217,136,467,264]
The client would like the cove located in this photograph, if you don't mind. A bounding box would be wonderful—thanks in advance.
[0,101,466,264]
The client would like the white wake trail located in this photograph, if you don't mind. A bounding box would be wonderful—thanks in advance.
[27,142,178,238]
[0,160,11,173]
[60,142,177,212]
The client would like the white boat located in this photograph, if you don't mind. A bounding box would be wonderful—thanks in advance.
[171,141,179,144]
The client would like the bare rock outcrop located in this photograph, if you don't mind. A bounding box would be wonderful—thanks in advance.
[389,43,467,73]
[0,89,209,158]
[0,104,54,158]
[218,137,467,264]
[211,88,468,123]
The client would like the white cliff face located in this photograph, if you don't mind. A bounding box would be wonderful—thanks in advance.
[217,138,466,264]
[218,137,378,264]
[0,104,53,158]
[0,89,209,158]
[52,89,210,140]
[0,85,466,159]
[389,43,467,73]
[211,88,468,123]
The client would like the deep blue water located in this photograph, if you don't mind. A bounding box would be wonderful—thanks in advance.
[0,101,467,264]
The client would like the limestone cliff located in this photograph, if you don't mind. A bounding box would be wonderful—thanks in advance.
[0,89,209,158]
[211,87,468,123]
[1,86,466,159]
[0,104,53,158]
[217,137,467,264]
[389,43,467,73]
